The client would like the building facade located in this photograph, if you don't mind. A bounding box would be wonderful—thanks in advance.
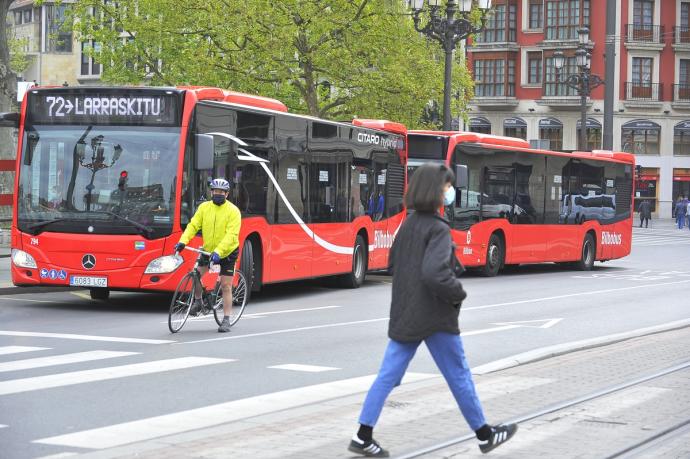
[466,0,690,218]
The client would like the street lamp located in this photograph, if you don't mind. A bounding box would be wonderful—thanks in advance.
[410,0,493,130]
[553,27,604,151]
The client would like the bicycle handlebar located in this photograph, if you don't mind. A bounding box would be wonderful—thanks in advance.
[177,246,211,256]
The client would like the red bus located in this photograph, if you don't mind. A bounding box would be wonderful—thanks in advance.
[406,131,635,276]
[3,86,406,299]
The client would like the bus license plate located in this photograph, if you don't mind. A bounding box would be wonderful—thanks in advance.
[69,276,108,288]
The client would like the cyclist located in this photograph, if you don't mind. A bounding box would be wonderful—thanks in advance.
[174,178,241,332]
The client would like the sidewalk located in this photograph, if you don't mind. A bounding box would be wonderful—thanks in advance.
[78,324,690,459]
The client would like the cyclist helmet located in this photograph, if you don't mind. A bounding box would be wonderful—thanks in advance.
[210,178,230,191]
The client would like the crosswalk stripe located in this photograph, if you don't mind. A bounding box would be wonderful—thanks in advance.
[0,357,232,396]
[0,424,7,429]
[268,364,340,373]
[0,346,48,356]
[0,351,138,373]
[0,331,174,344]
[33,372,437,449]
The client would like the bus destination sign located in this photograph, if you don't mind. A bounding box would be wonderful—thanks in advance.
[27,90,182,126]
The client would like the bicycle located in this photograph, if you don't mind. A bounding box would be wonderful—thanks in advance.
[168,246,248,333]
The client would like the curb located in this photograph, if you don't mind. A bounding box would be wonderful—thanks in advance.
[472,318,690,375]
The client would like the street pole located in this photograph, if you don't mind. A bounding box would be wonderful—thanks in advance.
[580,83,588,151]
[442,3,455,131]
[603,0,616,150]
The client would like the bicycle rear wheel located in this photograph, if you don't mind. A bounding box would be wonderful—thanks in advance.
[212,270,248,327]
[168,273,196,333]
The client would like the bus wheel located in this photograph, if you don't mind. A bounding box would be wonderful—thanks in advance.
[239,241,256,303]
[480,234,503,277]
[89,288,110,301]
[575,233,596,271]
[339,235,367,288]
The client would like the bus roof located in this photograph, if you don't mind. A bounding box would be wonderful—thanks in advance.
[410,130,635,165]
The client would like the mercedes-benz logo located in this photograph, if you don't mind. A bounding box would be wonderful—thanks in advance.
[82,254,96,270]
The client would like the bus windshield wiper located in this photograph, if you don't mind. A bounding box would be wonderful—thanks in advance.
[26,218,69,234]
[93,211,154,239]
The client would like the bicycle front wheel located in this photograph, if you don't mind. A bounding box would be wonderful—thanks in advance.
[212,270,248,327]
[168,273,196,333]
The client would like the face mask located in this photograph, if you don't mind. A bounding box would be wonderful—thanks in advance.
[212,195,226,206]
[443,186,456,206]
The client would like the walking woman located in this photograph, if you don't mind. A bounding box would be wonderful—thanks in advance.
[348,164,517,457]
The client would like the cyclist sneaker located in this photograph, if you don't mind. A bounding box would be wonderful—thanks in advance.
[189,299,204,316]
[218,317,231,333]
[348,435,389,457]
[479,423,518,454]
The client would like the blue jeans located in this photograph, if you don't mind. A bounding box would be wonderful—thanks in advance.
[679,214,686,229]
[358,332,486,431]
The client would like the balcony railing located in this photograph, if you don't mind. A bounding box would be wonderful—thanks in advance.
[625,24,664,43]
[625,82,662,101]
[673,84,690,102]
[674,26,690,45]
[474,84,515,98]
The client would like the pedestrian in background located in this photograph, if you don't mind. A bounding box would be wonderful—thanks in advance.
[676,197,687,230]
[687,199,690,230]
[348,163,517,458]
[638,200,651,228]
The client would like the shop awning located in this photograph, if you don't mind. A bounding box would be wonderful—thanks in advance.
[539,117,562,127]
[675,121,690,132]
[576,118,602,129]
[469,117,491,128]
[622,120,661,130]
[503,117,526,127]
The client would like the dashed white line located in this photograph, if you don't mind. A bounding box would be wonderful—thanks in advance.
[0,346,48,356]
[268,364,340,372]
[0,331,174,344]
[0,351,138,373]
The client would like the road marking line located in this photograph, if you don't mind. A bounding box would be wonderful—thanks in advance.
[0,346,49,356]
[35,453,78,459]
[179,317,389,344]
[70,291,91,300]
[0,357,232,396]
[0,331,175,344]
[0,424,7,429]
[33,372,436,449]
[464,279,690,311]
[0,351,138,373]
[0,297,57,303]
[268,364,340,373]
[158,305,343,324]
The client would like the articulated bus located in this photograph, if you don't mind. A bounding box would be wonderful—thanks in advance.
[3,86,406,299]
[407,131,635,276]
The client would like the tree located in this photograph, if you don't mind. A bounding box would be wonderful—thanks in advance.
[0,0,17,113]
[71,0,473,128]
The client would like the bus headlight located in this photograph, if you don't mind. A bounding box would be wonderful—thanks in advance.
[144,254,183,274]
[11,249,37,269]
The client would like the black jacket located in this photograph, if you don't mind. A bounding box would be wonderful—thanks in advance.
[388,212,467,342]
[638,200,651,219]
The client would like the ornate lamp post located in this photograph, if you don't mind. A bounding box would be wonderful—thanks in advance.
[553,28,605,151]
[410,0,493,130]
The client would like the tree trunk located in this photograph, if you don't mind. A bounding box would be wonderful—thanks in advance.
[0,0,18,223]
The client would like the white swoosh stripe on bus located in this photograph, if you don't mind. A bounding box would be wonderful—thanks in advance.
[208,131,402,255]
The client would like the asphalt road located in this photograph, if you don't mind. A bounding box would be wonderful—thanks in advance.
[1,224,689,458]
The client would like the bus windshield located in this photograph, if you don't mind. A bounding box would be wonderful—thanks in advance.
[17,125,181,239]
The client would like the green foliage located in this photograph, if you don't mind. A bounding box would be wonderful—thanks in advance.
[8,37,30,73]
[70,0,474,128]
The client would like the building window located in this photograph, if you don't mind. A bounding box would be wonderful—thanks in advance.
[633,0,654,26]
[545,1,589,40]
[529,0,543,29]
[528,52,542,84]
[504,118,527,139]
[469,117,492,134]
[674,122,690,156]
[474,59,515,97]
[477,2,517,43]
[576,119,602,150]
[13,11,22,25]
[23,9,32,23]
[539,118,563,151]
[80,41,101,76]
[46,5,73,53]
[621,121,660,155]
[544,55,577,96]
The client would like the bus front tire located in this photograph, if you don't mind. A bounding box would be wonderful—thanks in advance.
[480,234,504,277]
[339,235,367,288]
[575,233,596,271]
[89,288,110,301]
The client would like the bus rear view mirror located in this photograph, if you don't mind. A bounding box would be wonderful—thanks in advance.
[0,112,19,128]
[455,164,468,189]
[23,132,39,166]
[195,134,214,170]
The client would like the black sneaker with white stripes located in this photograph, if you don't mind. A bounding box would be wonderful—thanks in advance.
[479,423,518,454]
[348,435,389,457]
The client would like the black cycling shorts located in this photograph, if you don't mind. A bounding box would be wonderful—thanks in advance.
[198,248,239,276]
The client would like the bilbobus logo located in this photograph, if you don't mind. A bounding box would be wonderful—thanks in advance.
[601,232,622,246]
[374,230,395,249]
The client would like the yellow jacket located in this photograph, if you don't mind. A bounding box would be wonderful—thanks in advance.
[179,200,241,258]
